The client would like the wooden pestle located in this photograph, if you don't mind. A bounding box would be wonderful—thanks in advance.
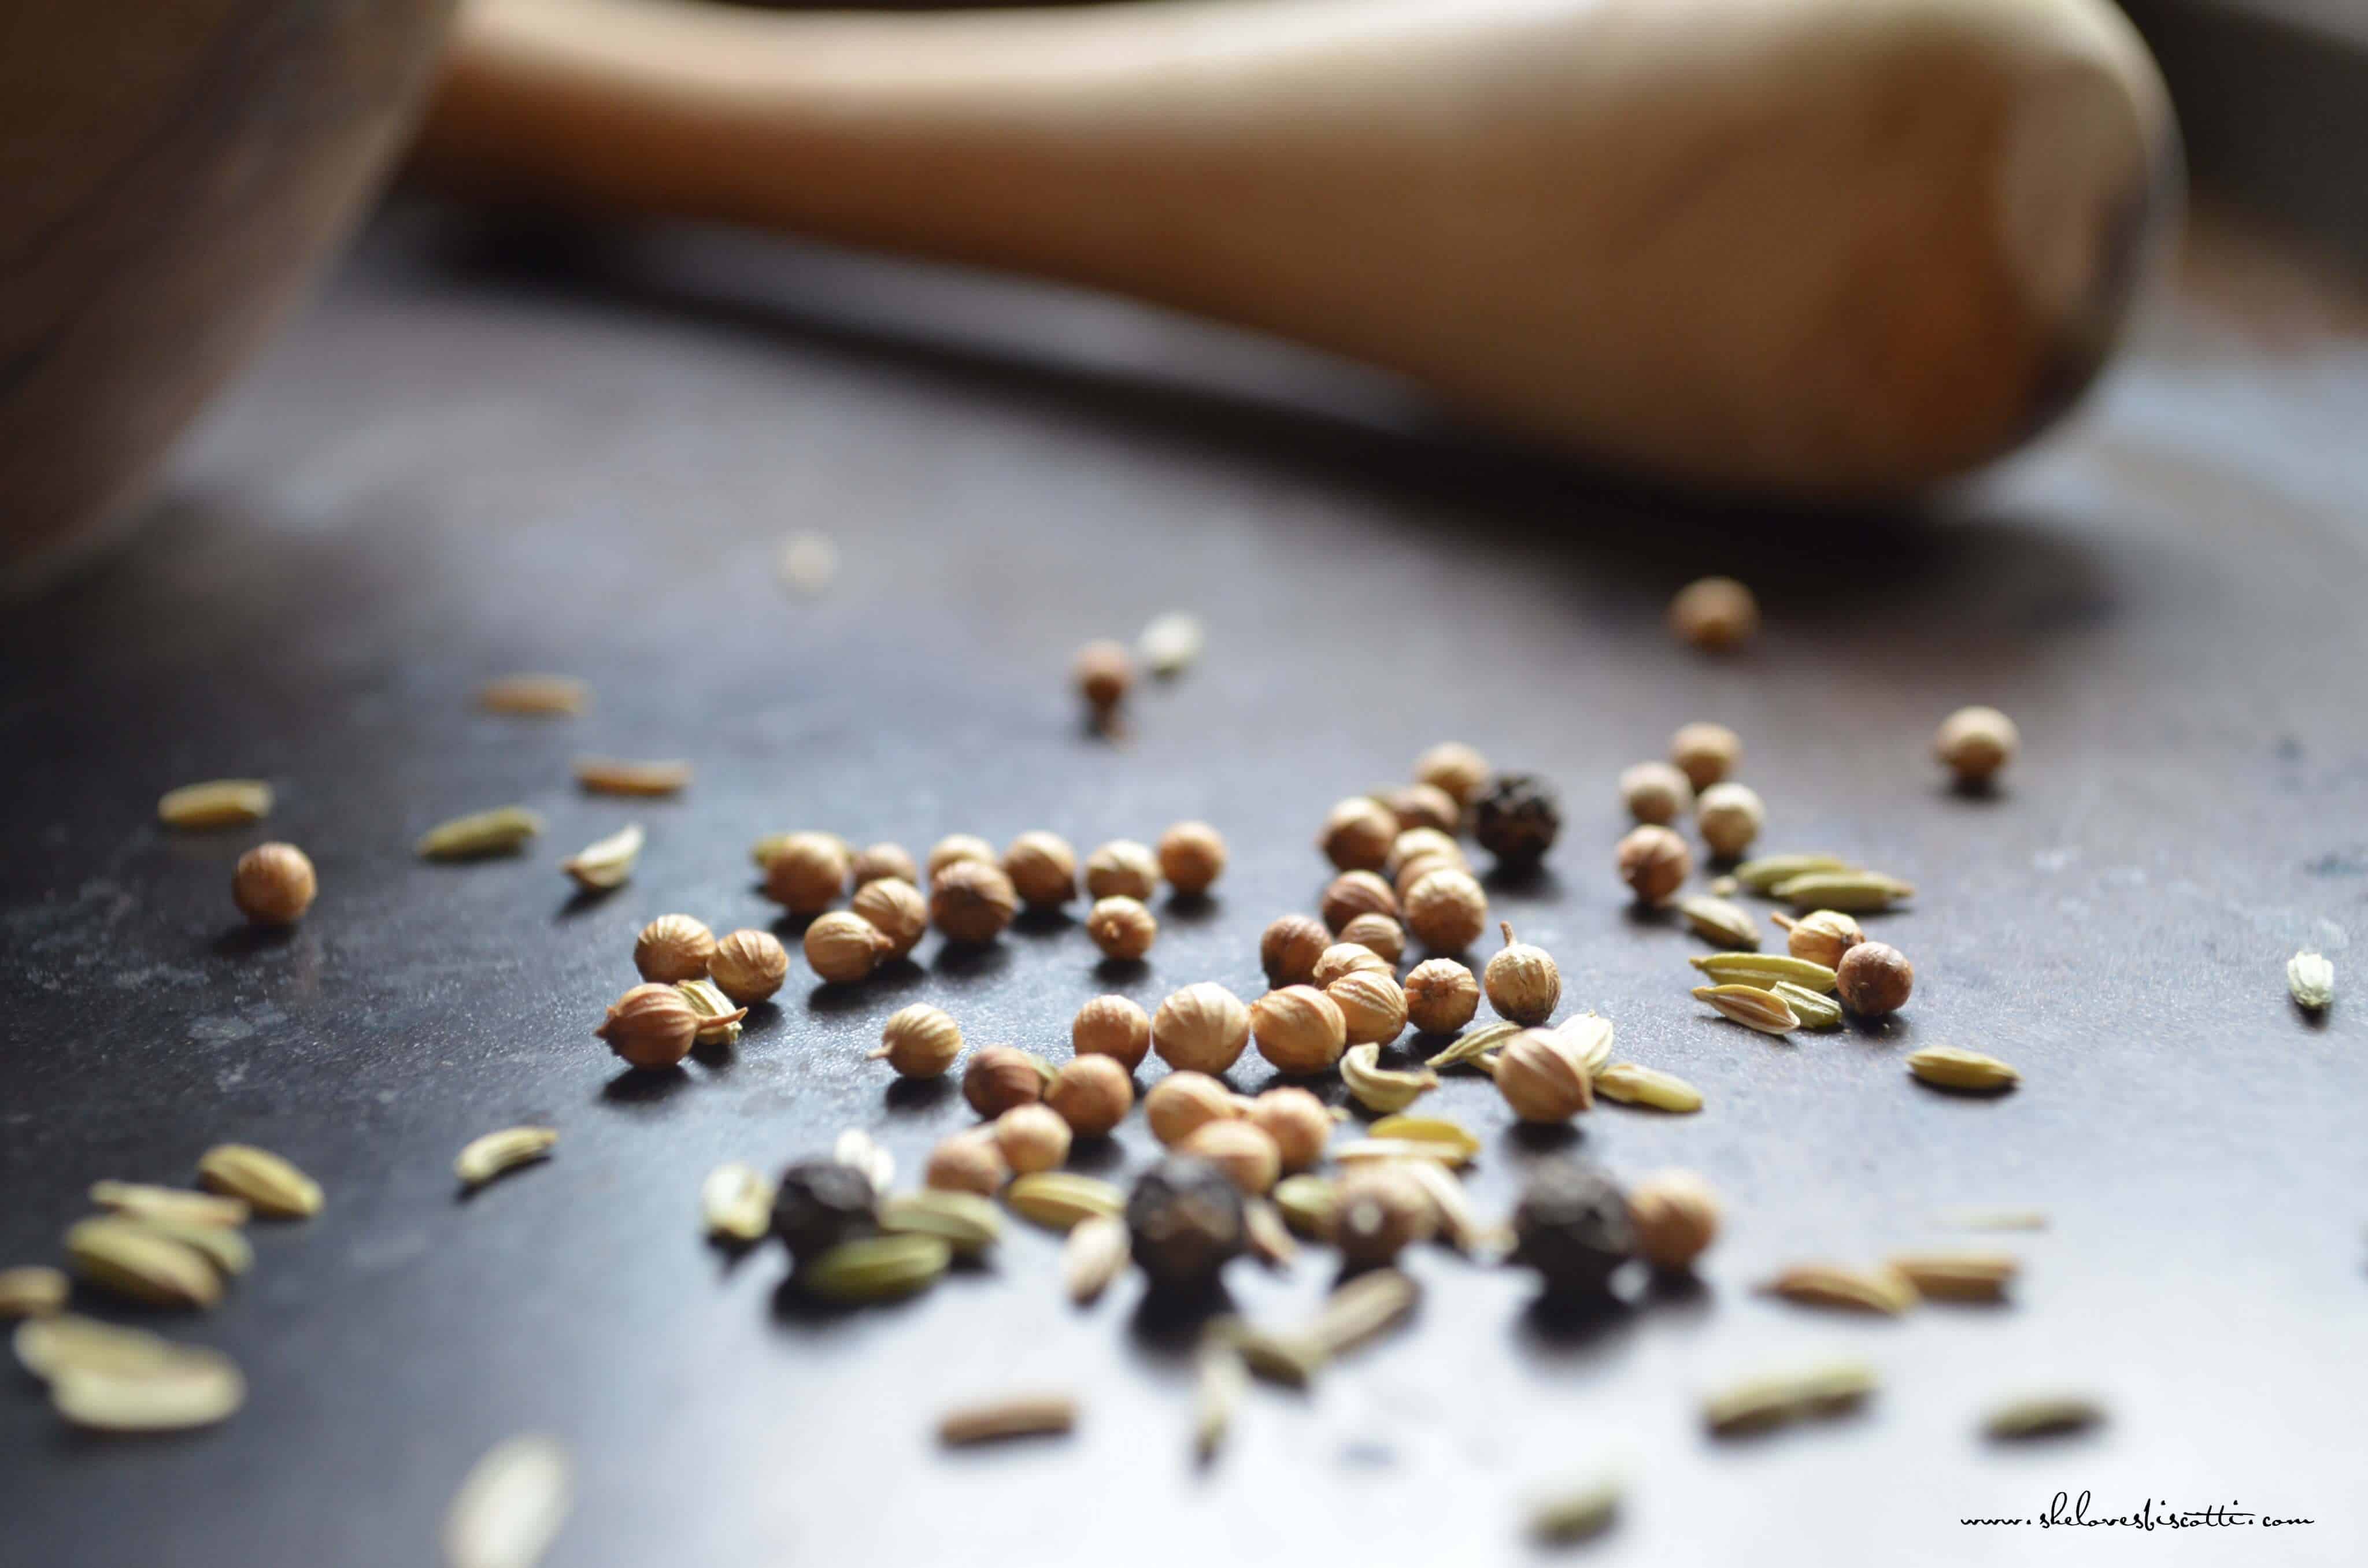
[416,0,2178,496]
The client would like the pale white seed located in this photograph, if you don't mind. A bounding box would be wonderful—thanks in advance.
[51,1348,245,1433]
[700,1163,774,1243]
[157,779,272,829]
[560,823,643,891]
[442,1433,574,1568]
[456,1128,559,1189]
[1061,1215,1131,1304]
[196,1144,322,1218]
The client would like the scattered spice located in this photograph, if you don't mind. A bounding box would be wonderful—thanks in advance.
[1695,781,1764,858]
[1669,721,1741,789]
[571,757,690,797]
[1180,1120,1282,1195]
[232,842,316,926]
[418,807,542,861]
[873,1004,963,1079]
[1627,1170,1721,1270]
[927,834,996,879]
[2288,949,2335,1011]
[1907,1046,2021,1092]
[1272,1175,1337,1237]
[158,779,273,829]
[1082,839,1160,900]
[1127,1157,1246,1292]
[932,859,1020,944]
[849,877,928,957]
[1001,831,1078,909]
[804,909,895,984]
[64,1218,221,1310]
[1086,895,1158,959]
[1061,1215,1131,1303]
[51,1346,246,1433]
[1366,1115,1482,1165]
[1614,825,1690,905]
[709,928,790,1004]
[1138,611,1205,677]
[1769,869,1914,911]
[1703,1360,1876,1434]
[963,1046,1052,1118]
[939,1391,1077,1446]
[455,1127,558,1190]
[1319,870,1397,933]
[560,822,643,891]
[1617,761,1692,825]
[597,982,700,1069]
[1886,1250,2019,1301]
[763,832,851,914]
[1329,1166,1434,1265]
[1594,1062,1703,1113]
[1676,894,1759,949]
[1157,821,1228,895]
[1149,983,1248,1073]
[1403,866,1489,951]
[1338,1044,1437,1113]
[1692,984,1798,1035]
[771,1159,880,1262]
[1071,994,1152,1070]
[801,1234,950,1303]
[1311,1267,1420,1357]
[1250,985,1349,1075]
[1327,971,1409,1046]
[1313,941,1391,988]
[1260,914,1333,987]
[1246,1087,1332,1170]
[700,1162,773,1243]
[1193,1332,1248,1459]
[925,1133,1010,1197]
[1762,1262,1919,1315]
[477,674,587,716]
[1936,705,2019,784]
[1836,941,1913,1017]
[442,1433,573,1568]
[849,842,917,887]
[1474,773,1560,866]
[0,1265,69,1319]
[833,1129,896,1195]
[634,913,715,983]
[1413,742,1492,807]
[1423,1018,1522,1073]
[1146,1073,1242,1147]
[1668,574,1758,651]
[1378,782,1460,836]
[1494,1029,1594,1122]
[88,1182,247,1229]
[680,974,748,1046]
[1483,923,1560,1025]
[1771,981,1844,1029]
[1008,1172,1127,1230]
[1318,796,1398,873]
[1688,952,1836,991]
[993,1104,1074,1175]
[1072,639,1133,715]
[1770,907,1864,965]
[1046,1056,1135,1136]
[196,1144,322,1219]
[1511,1162,1633,1299]
[1984,1393,2105,1440]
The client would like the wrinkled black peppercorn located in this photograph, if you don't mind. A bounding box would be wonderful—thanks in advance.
[771,1159,879,1263]
[1511,1159,1634,1299]
[1126,1155,1245,1291]
[1474,773,1561,866]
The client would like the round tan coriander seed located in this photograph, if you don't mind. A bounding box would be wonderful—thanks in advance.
[1145,1072,1240,1147]
[1388,827,1464,876]
[1776,909,1864,968]
[1836,941,1914,1017]
[1247,1087,1332,1172]
[1403,866,1488,952]
[709,928,790,1004]
[850,877,929,958]
[963,1045,1050,1118]
[927,833,997,880]
[1413,741,1491,807]
[1483,922,1561,1025]
[635,914,716,983]
[1320,869,1398,933]
[1615,825,1691,905]
[1404,958,1480,1034]
[1250,986,1348,1076]
[1071,994,1152,1070]
[1668,575,1759,652]
[1157,821,1228,895]
[926,1132,1009,1196]
[1618,761,1694,825]
[1001,831,1078,909]
[1083,839,1160,901]
[763,832,850,914]
[1936,705,2019,784]
[232,842,316,927]
[1260,913,1333,987]
[1152,983,1251,1074]
[1379,783,1460,836]
[1326,970,1409,1046]
[993,1103,1073,1175]
[1318,796,1397,873]
[1312,942,1391,988]
[1336,912,1406,966]
[1695,781,1765,858]
[1181,1120,1281,1195]
[596,982,700,1070]
[1627,1170,1722,1271]
[804,910,893,985]
[1494,1028,1594,1122]
[1046,1055,1134,1136]
[1331,1166,1434,1266]
[849,841,918,888]
[1073,639,1133,711]
[872,1003,962,1078]
[1669,721,1742,791]
[931,860,1019,945]
[1087,896,1157,961]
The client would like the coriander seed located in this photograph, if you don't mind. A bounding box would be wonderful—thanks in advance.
[1074,639,1134,711]
[596,983,701,1070]
[1313,941,1391,988]
[635,914,716,983]
[1083,839,1161,900]
[231,842,315,927]
[1087,895,1158,961]
[1250,985,1348,1075]
[1627,1170,1721,1271]
[926,1132,1009,1197]
[1326,970,1408,1046]
[1181,1120,1282,1195]
[804,910,893,984]
[709,928,790,1004]
[1157,821,1228,895]
[1337,912,1406,966]
[1152,983,1250,1074]
[1937,705,2019,784]
[1474,773,1561,866]
[1414,741,1491,806]
[1320,870,1398,933]
[1836,941,1913,1017]
[872,1003,963,1078]
[1494,1029,1593,1122]
[763,832,851,914]
[1388,827,1464,877]
[1618,761,1693,825]
[1614,824,1691,905]
[1404,958,1481,1033]
[931,860,1019,944]
[1379,783,1460,836]
[1128,1156,1246,1292]
[849,842,918,887]
[1773,909,1863,968]
[1071,994,1152,1070]
[1483,922,1561,1025]
[1695,781,1765,858]
[1668,574,1759,651]
[1246,1087,1331,1172]
[1331,1166,1433,1266]
[1403,866,1488,952]
[1260,914,1331,987]
[1318,796,1397,872]
[771,1159,879,1263]
[1046,1055,1134,1135]
[1394,852,1463,902]
[993,1104,1073,1176]
[964,1046,1052,1118]
[1001,831,1078,909]
[1512,1160,1636,1299]
[850,877,928,957]
[927,833,996,880]
[1145,1072,1241,1147]
[1670,721,1741,789]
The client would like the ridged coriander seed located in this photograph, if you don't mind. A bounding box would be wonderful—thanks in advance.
[1413,740,1491,806]
[1001,831,1077,909]
[1696,782,1766,858]
[1836,942,1914,1017]
[1046,1056,1134,1136]
[232,842,316,927]
[1670,721,1741,789]
[1247,1088,1331,1172]
[1484,922,1561,1025]
[1320,870,1397,933]
[635,914,715,983]
[964,1046,1051,1118]
[1071,994,1152,1070]
[1495,1029,1593,1122]
[993,1104,1073,1176]
[927,833,996,880]
[1318,796,1397,872]
[926,1132,1009,1197]
[1615,825,1690,905]
[932,860,1019,944]
[1152,983,1251,1074]
[1773,908,1863,968]
[1337,912,1406,966]
[1404,958,1480,1034]
[596,983,700,1070]
[1087,896,1158,961]
[1403,866,1488,952]
[1327,971,1408,1046]
[1250,985,1348,1075]
[850,877,928,958]
[1157,821,1228,895]
[1083,839,1160,900]
[872,1004,962,1078]
[1313,941,1391,988]
[1146,1072,1242,1147]
[709,928,790,1003]
[1181,1120,1281,1195]
[849,842,917,887]
[1936,705,2018,784]
[1260,914,1331,987]
[1380,782,1460,835]
[764,832,850,914]
[1618,761,1693,825]
[804,910,893,984]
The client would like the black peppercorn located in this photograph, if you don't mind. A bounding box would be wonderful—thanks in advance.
[1511,1159,1635,1299]
[1474,773,1562,866]
[771,1159,879,1263]
[1126,1155,1245,1291]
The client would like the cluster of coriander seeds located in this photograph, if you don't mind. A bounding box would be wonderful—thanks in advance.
[1616,721,1762,871]
[597,912,788,1070]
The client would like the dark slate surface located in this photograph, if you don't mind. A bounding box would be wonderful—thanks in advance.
[2,201,2364,1565]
